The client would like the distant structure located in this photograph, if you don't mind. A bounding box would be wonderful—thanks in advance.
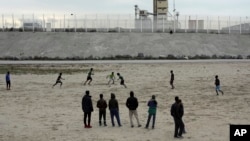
[153,0,168,21]
[134,0,169,30]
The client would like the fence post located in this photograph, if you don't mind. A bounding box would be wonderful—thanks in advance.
[43,14,45,32]
[63,14,65,32]
[163,15,165,32]
[229,16,230,34]
[75,14,77,32]
[96,14,98,32]
[196,15,198,33]
[1,14,4,32]
[240,17,242,34]
[85,15,87,32]
[22,14,25,32]
[53,14,55,32]
[152,18,154,33]
[140,17,142,33]
[207,16,208,34]
[32,13,34,32]
[129,14,132,32]
[218,16,220,34]
[12,14,14,29]
[185,15,187,33]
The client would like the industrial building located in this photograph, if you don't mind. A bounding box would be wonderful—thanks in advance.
[135,0,170,31]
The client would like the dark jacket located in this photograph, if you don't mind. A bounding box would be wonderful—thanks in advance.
[82,95,93,113]
[97,99,107,111]
[171,102,183,119]
[126,96,138,110]
[109,94,119,110]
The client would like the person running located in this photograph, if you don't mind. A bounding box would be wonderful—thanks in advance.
[117,73,127,88]
[109,93,122,127]
[82,90,94,128]
[170,70,175,89]
[6,71,11,90]
[52,73,64,88]
[126,91,141,128]
[215,75,224,95]
[97,94,107,126]
[171,96,184,138]
[145,95,157,129]
[106,72,115,86]
[83,68,94,85]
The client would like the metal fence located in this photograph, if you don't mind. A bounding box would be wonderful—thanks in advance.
[1,13,250,34]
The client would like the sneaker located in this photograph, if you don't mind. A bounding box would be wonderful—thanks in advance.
[131,125,134,128]
[138,125,142,127]
[87,125,92,128]
[152,126,154,129]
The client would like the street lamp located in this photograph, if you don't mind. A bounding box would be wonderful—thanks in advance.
[176,11,179,29]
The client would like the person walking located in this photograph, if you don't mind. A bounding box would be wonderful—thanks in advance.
[171,96,184,138]
[83,68,94,85]
[82,90,94,128]
[109,93,122,127]
[126,91,141,128]
[6,71,11,90]
[52,73,64,88]
[97,94,107,126]
[145,95,157,129]
[215,75,224,95]
[170,70,175,89]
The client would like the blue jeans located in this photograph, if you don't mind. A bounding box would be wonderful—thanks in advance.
[110,109,121,126]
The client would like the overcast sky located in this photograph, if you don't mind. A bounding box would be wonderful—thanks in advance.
[1,0,249,17]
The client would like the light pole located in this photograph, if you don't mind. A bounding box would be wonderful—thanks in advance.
[176,11,179,29]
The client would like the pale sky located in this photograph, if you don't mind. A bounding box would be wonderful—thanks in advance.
[1,0,250,17]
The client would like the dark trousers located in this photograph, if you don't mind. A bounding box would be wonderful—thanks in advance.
[110,109,121,126]
[83,112,91,126]
[174,117,184,137]
[99,110,106,123]
[146,114,156,128]
[6,81,11,89]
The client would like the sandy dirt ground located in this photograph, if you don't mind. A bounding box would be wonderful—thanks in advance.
[1,61,250,141]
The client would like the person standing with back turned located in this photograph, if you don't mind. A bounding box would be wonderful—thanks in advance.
[109,93,122,127]
[6,71,11,90]
[145,95,157,129]
[97,94,107,126]
[82,90,94,128]
[126,91,141,128]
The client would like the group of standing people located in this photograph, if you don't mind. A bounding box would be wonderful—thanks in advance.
[81,90,158,129]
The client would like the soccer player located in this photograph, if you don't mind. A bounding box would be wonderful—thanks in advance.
[117,73,127,88]
[52,73,64,88]
[83,68,94,85]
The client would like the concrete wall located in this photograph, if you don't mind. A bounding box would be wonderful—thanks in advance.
[0,32,249,58]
